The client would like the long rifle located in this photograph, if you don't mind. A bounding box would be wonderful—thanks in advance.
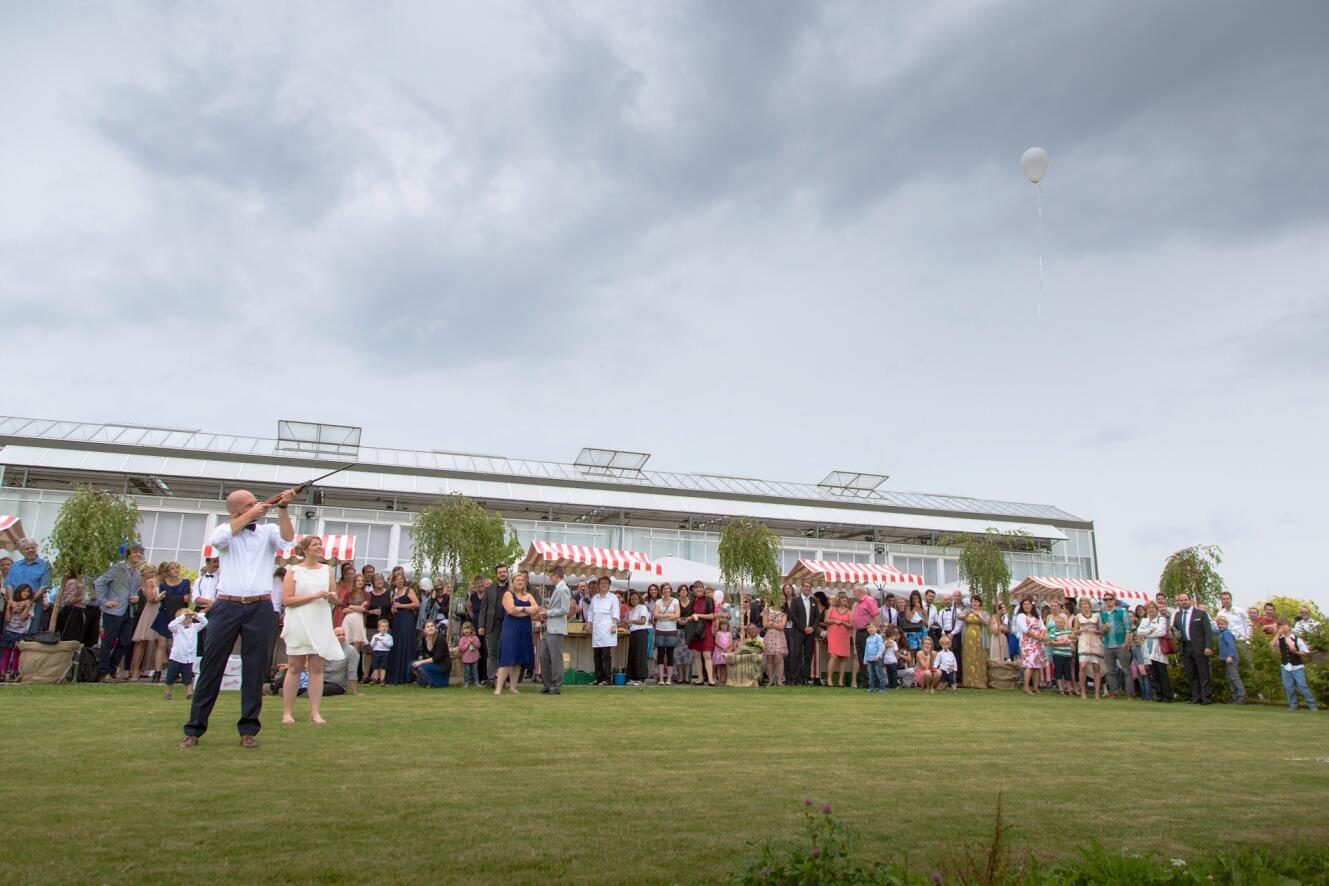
[262,462,358,505]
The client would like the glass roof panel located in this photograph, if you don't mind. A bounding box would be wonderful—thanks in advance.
[0,415,1087,522]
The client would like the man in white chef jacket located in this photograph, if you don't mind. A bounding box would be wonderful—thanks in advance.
[587,576,620,686]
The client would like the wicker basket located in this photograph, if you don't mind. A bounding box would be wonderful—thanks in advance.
[724,651,763,687]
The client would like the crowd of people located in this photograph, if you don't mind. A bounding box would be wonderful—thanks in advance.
[1,533,1323,715]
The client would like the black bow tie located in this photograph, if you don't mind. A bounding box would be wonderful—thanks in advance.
[245,523,257,532]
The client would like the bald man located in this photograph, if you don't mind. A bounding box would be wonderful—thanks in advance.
[180,487,297,749]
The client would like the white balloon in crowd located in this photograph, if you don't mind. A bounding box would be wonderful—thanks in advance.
[713,589,725,604]
[1021,146,1048,184]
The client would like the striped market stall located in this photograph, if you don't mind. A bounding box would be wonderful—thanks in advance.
[0,515,25,551]
[518,541,662,579]
[1007,576,1148,605]
[202,534,357,563]
[784,559,924,589]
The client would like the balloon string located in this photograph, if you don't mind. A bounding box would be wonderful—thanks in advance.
[1036,182,1043,321]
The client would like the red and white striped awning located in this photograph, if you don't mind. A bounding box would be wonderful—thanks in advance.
[519,541,662,579]
[0,516,24,550]
[203,534,356,562]
[784,559,924,589]
[1010,576,1148,604]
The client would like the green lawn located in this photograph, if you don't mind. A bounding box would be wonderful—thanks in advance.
[1,684,1326,884]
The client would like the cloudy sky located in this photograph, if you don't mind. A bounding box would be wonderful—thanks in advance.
[4,2,1327,607]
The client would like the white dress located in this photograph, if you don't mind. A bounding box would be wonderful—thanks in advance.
[281,565,345,660]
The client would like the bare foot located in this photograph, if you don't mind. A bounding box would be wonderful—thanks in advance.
[493,690,502,696]
[281,715,295,725]
[310,715,326,725]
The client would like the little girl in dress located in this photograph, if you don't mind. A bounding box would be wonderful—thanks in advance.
[712,619,733,685]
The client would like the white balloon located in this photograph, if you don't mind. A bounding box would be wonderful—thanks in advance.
[713,589,724,604]
[1021,146,1048,184]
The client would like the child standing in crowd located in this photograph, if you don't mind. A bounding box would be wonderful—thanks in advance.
[458,622,481,687]
[1,584,35,679]
[369,619,394,685]
[163,609,207,700]
[882,626,900,689]
[915,636,939,693]
[713,618,733,686]
[863,622,886,693]
[1216,616,1247,705]
[936,635,958,691]
[1045,613,1075,696]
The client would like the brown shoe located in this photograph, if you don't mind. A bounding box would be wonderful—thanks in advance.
[239,735,259,749]
[177,736,199,749]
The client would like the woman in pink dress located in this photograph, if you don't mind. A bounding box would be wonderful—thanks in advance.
[823,591,853,687]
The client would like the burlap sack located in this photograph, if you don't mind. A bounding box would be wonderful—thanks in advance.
[16,640,82,684]
[986,659,1021,691]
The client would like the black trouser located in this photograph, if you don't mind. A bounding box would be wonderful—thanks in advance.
[792,629,814,684]
[272,671,346,697]
[885,662,899,688]
[1179,641,1211,703]
[185,599,275,738]
[784,628,798,682]
[593,646,613,684]
[951,631,963,684]
[97,612,134,676]
[627,631,649,681]
[1149,659,1173,701]
[477,635,489,683]
[855,629,869,686]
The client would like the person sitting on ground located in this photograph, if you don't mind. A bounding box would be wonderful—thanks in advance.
[368,619,393,684]
[164,608,207,700]
[270,626,361,698]
[915,636,939,693]
[412,620,453,688]
[935,635,958,691]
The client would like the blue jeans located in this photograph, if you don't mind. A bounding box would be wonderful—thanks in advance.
[1281,667,1316,710]
[463,662,479,685]
[415,662,451,688]
[866,660,886,691]
[1137,673,1154,701]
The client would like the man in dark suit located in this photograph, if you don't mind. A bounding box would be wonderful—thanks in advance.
[788,580,822,685]
[1171,591,1215,704]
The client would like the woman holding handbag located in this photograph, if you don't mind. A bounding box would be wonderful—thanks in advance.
[1135,601,1173,702]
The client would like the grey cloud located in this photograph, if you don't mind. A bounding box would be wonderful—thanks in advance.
[1076,426,1135,448]
[1231,300,1329,377]
[94,59,368,222]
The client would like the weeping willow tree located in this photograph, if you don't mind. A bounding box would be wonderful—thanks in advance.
[717,517,783,607]
[1158,544,1225,609]
[942,528,1032,611]
[47,485,141,583]
[408,494,523,595]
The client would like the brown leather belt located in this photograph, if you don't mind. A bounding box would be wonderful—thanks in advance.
[216,594,270,604]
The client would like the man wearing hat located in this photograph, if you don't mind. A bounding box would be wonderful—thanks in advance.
[93,542,146,681]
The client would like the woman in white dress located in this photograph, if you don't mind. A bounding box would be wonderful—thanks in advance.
[281,536,345,725]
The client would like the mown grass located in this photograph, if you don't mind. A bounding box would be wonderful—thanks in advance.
[1,684,1326,884]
